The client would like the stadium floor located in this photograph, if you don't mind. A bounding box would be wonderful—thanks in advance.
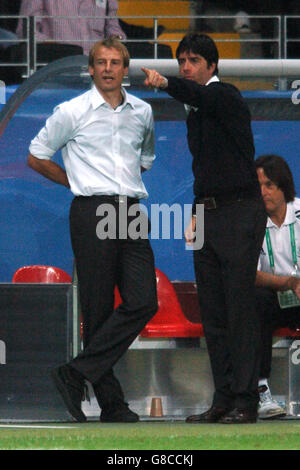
[0,419,299,451]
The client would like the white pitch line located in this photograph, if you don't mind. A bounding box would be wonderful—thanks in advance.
[0,425,78,429]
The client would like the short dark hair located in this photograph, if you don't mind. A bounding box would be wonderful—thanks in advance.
[176,34,219,75]
[255,154,296,203]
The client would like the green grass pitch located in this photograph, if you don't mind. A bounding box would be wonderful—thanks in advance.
[0,420,299,450]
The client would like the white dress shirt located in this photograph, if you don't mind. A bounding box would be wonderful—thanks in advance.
[258,197,300,276]
[29,85,155,198]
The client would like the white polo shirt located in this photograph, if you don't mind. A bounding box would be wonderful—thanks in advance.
[258,197,300,276]
[29,85,155,198]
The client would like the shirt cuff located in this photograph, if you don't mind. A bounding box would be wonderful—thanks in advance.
[141,155,155,170]
[29,141,56,160]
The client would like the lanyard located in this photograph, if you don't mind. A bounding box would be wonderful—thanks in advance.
[265,223,298,273]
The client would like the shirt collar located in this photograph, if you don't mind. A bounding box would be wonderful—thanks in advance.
[205,75,220,86]
[122,88,135,109]
[90,84,135,110]
[267,201,296,228]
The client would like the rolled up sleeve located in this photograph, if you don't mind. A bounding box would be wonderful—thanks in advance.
[29,104,73,160]
[140,106,155,170]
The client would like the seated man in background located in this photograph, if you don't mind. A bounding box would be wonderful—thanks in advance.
[255,154,300,419]
[16,0,126,55]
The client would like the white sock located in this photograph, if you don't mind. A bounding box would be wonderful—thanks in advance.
[258,378,269,388]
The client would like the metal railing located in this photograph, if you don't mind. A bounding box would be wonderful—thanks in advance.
[283,15,300,58]
[0,14,300,78]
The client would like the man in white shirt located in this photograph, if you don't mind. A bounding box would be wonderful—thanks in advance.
[255,154,300,419]
[28,37,158,423]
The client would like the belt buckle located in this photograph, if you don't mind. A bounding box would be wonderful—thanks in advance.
[204,197,217,210]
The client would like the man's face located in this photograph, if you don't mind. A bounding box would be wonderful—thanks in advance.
[177,50,216,85]
[257,167,286,216]
[89,46,128,93]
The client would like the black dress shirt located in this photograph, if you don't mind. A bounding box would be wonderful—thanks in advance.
[166,76,260,199]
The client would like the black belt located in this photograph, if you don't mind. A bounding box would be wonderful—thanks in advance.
[101,195,140,204]
[195,188,259,210]
[77,195,140,204]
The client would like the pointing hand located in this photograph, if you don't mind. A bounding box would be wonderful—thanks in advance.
[141,67,167,89]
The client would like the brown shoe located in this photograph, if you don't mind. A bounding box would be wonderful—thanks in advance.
[186,406,230,423]
[219,407,257,424]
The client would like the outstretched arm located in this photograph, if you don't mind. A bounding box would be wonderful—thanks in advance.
[142,67,209,108]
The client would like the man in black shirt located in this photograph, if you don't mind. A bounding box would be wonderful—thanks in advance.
[142,34,267,423]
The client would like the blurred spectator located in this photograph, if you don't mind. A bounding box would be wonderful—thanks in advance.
[15,1,171,60]
[0,0,21,50]
[2,0,171,84]
[0,0,21,33]
[0,28,18,50]
[16,0,126,55]
[190,1,285,57]
[119,19,171,59]
[119,19,165,41]
[229,1,300,57]
[233,10,251,33]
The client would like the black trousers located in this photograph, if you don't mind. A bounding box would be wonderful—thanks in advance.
[255,286,300,379]
[193,197,267,410]
[68,196,158,409]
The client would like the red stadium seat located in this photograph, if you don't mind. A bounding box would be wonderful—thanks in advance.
[114,286,122,308]
[12,265,72,283]
[273,327,300,337]
[140,268,204,338]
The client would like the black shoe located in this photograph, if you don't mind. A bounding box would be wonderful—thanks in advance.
[52,364,86,423]
[186,406,230,423]
[219,407,257,424]
[100,403,139,423]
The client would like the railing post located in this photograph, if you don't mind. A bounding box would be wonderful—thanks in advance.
[283,15,287,59]
[279,14,285,59]
[154,17,158,59]
[29,16,36,76]
[278,15,288,90]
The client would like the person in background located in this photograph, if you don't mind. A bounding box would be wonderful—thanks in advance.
[27,37,158,423]
[255,154,300,419]
[0,0,21,33]
[16,0,126,55]
[142,33,267,424]
[0,0,21,50]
